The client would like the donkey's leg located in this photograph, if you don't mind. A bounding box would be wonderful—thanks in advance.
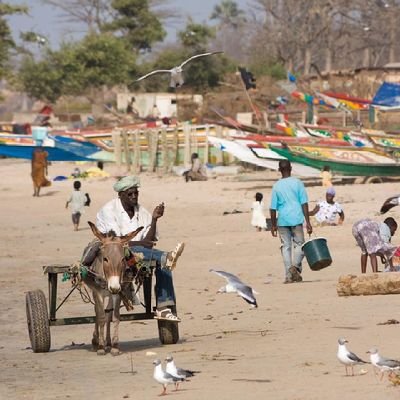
[105,296,113,351]
[94,292,107,355]
[92,320,99,350]
[110,294,121,356]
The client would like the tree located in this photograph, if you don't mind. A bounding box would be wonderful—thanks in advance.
[17,34,137,103]
[0,3,27,79]
[102,0,166,52]
[211,0,247,29]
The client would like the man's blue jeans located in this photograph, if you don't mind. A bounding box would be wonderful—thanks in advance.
[131,246,176,308]
[277,225,305,279]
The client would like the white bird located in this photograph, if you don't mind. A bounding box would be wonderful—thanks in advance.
[209,269,258,308]
[165,356,199,390]
[337,338,368,376]
[367,347,400,380]
[153,359,184,395]
[135,51,223,88]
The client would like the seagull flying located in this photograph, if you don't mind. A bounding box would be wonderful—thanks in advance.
[337,338,368,376]
[367,347,400,380]
[209,269,258,308]
[153,359,184,395]
[135,51,223,88]
[165,356,199,390]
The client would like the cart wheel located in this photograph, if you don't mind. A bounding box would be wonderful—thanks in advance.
[158,320,179,345]
[26,290,51,353]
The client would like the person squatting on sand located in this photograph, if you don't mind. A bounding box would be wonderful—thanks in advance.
[352,217,398,273]
[31,146,51,197]
[81,175,185,321]
[270,160,313,284]
[183,153,208,182]
[309,186,344,226]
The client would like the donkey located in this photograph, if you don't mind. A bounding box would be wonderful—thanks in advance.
[84,221,143,356]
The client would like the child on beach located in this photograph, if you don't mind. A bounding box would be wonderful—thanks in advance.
[65,180,89,231]
[251,192,267,232]
[320,165,333,187]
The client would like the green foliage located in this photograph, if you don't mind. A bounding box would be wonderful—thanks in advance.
[18,35,137,103]
[0,3,27,79]
[178,21,215,50]
[105,0,166,52]
[250,61,286,80]
[210,0,247,29]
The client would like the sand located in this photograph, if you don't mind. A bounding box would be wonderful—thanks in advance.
[1,158,399,399]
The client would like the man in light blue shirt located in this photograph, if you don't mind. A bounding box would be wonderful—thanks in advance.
[270,160,312,283]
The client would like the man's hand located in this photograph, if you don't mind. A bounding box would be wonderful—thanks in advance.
[271,225,278,237]
[152,202,165,219]
[306,222,313,235]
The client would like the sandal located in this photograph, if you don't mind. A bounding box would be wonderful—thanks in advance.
[165,242,185,270]
[154,308,181,322]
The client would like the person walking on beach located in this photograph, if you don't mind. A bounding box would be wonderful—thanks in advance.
[352,217,398,273]
[65,180,88,231]
[270,160,313,283]
[31,146,51,197]
[251,192,267,232]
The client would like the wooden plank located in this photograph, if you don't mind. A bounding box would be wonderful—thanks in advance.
[337,273,400,296]
[43,265,71,274]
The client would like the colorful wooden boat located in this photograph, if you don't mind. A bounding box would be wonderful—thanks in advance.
[270,144,400,176]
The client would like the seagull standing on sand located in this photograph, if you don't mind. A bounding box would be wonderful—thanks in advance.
[337,338,368,376]
[153,359,184,395]
[209,269,258,308]
[367,348,400,380]
[135,51,223,88]
[165,356,199,390]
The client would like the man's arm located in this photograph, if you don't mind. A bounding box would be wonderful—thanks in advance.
[338,210,345,225]
[270,209,277,237]
[302,203,313,235]
[308,204,320,216]
[380,196,399,214]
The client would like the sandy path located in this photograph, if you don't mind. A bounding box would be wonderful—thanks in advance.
[0,159,399,399]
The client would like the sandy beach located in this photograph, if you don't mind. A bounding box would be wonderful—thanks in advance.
[1,158,399,400]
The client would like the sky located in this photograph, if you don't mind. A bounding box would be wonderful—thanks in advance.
[8,0,250,49]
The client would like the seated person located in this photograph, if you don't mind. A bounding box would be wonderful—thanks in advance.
[352,217,397,273]
[183,153,207,182]
[82,176,185,322]
[309,187,344,226]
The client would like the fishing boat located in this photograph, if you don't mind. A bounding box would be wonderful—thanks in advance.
[270,144,400,176]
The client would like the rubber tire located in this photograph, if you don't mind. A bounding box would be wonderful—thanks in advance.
[363,176,383,184]
[158,319,179,345]
[26,290,51,353]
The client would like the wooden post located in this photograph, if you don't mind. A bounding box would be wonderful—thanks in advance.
[172,127,179,165]
[161,127,168,173]
[342,111,347,127]
[215,125,223,165]
[204,124,209,165]
[132,130,140,174]
[121,130,131,172]
[191,125,199,155]
[111,129,122,171]
[149,129,158,172]
[183,123,191,167]
[337,273,400,296]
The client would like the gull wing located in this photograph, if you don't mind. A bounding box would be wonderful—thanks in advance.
[236,283,258,307]
[347,351,367,363]
[179,51,224,68]
[135,69,172,82]
[209,269,242,284]
[378,357,400,368]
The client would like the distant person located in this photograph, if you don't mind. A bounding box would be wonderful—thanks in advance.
[183,153,208,182]
[270,160,312,283]
[31,146,51,197]
[65,180,89,231]
[352,217,398,273]
[151,104,161,120]
[251,192,267,232]
[320,165,333,188]
[309,187,344,226]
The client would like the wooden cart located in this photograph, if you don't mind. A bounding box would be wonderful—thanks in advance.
[26,263,179,353]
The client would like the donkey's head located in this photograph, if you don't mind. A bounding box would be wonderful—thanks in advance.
[88,221,143,294]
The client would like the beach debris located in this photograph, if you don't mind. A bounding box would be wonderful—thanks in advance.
[209,269,258,308]
[377,319,399,325]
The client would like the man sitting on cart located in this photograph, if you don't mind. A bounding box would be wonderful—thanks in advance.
[82,176,184,322]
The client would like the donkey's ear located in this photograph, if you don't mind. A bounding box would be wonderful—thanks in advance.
[121,226,144,244]
[88,221,105,241]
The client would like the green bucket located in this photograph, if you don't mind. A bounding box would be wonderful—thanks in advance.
[302,237,332,271]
